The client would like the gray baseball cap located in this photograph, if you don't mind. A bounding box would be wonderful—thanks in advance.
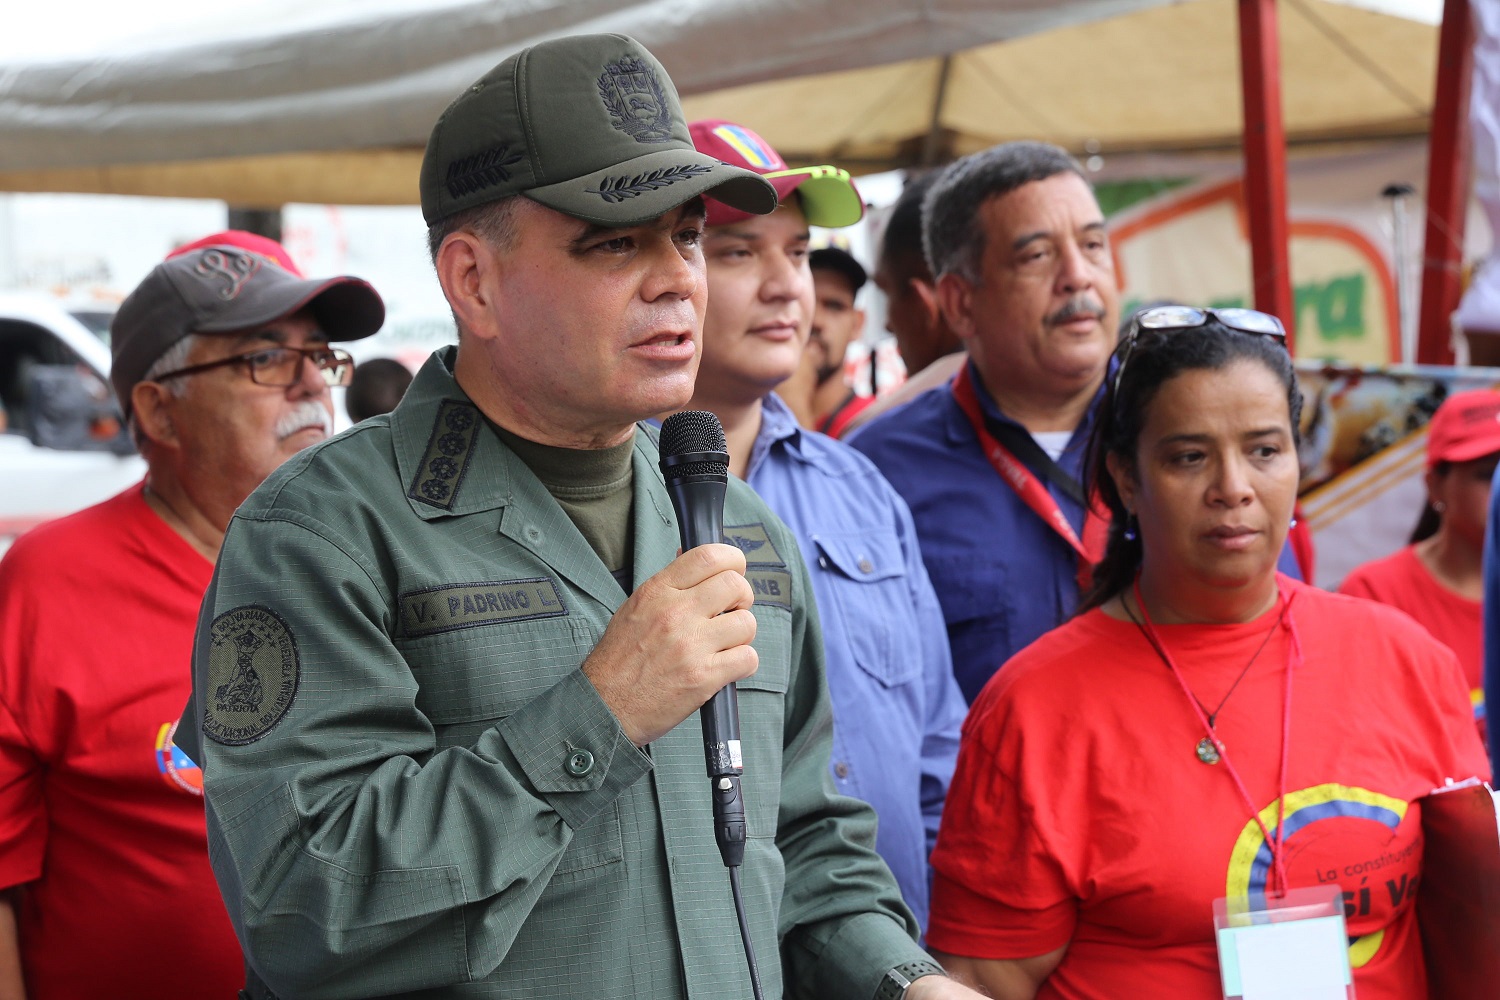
[110,245,384,418]
[420,33,778,227]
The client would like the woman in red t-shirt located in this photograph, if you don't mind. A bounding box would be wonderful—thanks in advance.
[1339,387,1500,749]
[927,308,1490,1000]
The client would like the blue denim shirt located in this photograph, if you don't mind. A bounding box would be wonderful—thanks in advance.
[743,393,966,932]
[849,361,1303,704]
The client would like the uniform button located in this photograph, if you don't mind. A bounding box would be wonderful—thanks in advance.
[834,762,850,779]
[857,557,873,574]
[565,748,595,777]
[524,525,544,544]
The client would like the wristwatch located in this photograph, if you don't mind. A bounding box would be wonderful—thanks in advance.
[873,959,946,1000]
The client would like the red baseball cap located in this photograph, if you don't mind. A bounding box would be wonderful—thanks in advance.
[689,119,864,229]
[1426,388,1500,467]
[168,230,305,276]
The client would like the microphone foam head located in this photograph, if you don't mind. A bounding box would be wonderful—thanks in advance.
[660,410,729,478]
[661,410,727,456]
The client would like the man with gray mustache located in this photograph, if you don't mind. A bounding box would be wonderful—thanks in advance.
[848,142,1122,703]
[0,232,382,998]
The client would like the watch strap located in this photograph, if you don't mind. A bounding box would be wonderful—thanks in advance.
[873,959,946,1000]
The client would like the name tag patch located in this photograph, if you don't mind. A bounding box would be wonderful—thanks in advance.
[400,578,568,636]
[746,568,793,610]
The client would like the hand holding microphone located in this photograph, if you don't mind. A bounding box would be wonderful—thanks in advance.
[579,412,758,751]
[581,543,757,747]
[582,411,755,867]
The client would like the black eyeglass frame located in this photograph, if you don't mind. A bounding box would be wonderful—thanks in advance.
[150,345,355,389]
[1113,306,1287,395]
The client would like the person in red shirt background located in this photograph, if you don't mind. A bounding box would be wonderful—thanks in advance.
[1339,387,1500,749]
[927,307,1488,1000]
[0,232,382,999]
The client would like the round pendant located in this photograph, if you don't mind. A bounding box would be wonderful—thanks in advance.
[1196,737,1221,765]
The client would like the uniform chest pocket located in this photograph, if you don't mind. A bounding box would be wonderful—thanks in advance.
[397,616,620,878]
[736,604,792,838]
[812,530,922,687]
[398,616,593,727]
[927,553,1010,633]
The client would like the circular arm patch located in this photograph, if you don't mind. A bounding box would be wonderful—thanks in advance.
[203,605,300,746]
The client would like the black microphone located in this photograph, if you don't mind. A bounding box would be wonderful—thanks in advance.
[659,410,747,869]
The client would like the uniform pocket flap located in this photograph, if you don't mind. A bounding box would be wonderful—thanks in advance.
[738,604,792,694]
[812,531,906,584]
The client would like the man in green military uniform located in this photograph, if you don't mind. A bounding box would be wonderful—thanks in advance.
[179,33,985,1000]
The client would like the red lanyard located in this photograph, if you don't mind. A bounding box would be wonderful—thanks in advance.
[1132,581,1302,899]
[950,364,1109,589]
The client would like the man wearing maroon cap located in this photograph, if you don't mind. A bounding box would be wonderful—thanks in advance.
[0,232,383,998]
[679,118,966,941]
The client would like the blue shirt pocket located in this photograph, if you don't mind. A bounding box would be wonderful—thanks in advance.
[812,530,922,688]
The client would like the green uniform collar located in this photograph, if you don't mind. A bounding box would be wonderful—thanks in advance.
[389,346,679,613]
[392,347,514,520]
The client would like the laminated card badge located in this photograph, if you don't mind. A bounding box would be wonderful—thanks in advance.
[1214,885,1355,1000]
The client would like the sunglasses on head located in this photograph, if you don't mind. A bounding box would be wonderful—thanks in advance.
[1113,306,1287,394]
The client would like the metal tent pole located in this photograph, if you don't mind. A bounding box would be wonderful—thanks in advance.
[1238,0,1296,352]
[1416,0,1475,365]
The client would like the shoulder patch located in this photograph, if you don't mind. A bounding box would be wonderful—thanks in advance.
[409,399,481,510]
[723,522,785,567]
[399,578,568,637]
[203,606,300,746]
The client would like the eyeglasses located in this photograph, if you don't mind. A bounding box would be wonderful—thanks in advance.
[151,345,355,389]
[1114,306,1287,394]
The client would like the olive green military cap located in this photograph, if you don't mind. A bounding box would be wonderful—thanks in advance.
[420,33,778,227]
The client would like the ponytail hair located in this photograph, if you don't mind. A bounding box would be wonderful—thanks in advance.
[1409,461,1451,543]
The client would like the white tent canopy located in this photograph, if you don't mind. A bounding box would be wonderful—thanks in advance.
[0,0,1442,206]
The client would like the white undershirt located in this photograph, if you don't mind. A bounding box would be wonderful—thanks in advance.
[1032,430,1072,462]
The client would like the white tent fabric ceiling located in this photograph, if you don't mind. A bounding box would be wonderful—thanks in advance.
[0,0,1441,206]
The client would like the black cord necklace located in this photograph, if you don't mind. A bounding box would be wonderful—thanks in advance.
[1122,589,1287,764]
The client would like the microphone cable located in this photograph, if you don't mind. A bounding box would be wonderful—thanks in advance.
[729,863,766,1000]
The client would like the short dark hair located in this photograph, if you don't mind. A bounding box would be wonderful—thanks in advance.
[809,247,867,296]
[922,141,1085,283]
[879,170,941,281]
[426,196,520,264]
[346,357,414,422]
[1080,323,1303,611]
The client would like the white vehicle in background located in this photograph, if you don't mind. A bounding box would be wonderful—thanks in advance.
[0,294,145,555]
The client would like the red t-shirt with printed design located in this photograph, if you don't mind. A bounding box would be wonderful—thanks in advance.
[0,484,242,998]
[928,577,1489,1000]
[1339,544,1486,744]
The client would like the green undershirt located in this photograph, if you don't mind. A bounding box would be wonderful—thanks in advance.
[491,422,636,593]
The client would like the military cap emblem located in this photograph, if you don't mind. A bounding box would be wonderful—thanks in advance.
[597,57,673,143]
[444,143,526,200]
[586,164,713,204]
[203,606,300,746]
